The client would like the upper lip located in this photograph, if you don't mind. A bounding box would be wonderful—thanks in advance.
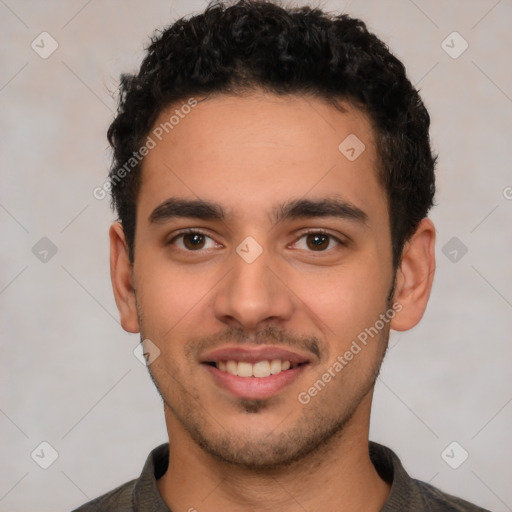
[200,346,311,365]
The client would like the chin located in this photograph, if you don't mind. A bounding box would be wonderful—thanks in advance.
[181,404,355,471]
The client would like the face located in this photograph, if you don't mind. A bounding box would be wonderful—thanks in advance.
[118,93,399,469]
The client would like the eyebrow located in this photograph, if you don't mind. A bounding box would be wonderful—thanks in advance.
[274,198,368,225]
[148,197,368,225]
[149,198,225,224]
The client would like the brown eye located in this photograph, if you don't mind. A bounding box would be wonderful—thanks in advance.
[183,233,206,250]
[170,231,218,251]
[292,232,342,253]
[306,233,330,251]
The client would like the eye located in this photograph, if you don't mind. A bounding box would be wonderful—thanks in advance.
[170,231,219,251]
[293,232,341,252]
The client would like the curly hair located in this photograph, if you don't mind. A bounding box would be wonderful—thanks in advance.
[107,0,436,266]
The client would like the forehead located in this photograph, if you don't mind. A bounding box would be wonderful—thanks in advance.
[137,93,385,224]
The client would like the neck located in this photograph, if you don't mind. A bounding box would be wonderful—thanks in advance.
[157,393,390,512]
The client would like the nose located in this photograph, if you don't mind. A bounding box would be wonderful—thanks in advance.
[213,249,295,332]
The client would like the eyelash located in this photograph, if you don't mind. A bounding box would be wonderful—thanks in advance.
[167,229,346,252]
[291,229,346,251]
[167,229,220,250]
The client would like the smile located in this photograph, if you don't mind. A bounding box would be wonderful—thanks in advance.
[200,346,311,400]
[213,359,302,378]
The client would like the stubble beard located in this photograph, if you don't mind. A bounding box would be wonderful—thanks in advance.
[143,330,389,471]
[137,283,394,471]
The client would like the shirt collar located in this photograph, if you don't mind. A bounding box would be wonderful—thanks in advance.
[132,441,411,511]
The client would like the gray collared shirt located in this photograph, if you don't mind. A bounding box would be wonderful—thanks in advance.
[72,442,490,511]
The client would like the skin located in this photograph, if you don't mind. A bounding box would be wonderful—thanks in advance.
[110,92,436,511]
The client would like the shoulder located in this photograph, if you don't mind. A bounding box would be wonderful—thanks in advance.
[411,479,491,511]
[71,478,136,512]
[70,443,169,512]
[370,442,491,512]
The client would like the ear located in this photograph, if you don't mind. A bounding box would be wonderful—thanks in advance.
[109,222,140,333]
[390,218,436,331]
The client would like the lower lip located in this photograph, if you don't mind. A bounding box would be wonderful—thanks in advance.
[204,364,307,400]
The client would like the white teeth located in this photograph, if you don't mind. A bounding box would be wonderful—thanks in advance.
[215,359,296,377]
[237,361,253,378]
[226,360,238,376]
[253,360,271,378]
[270,359,282,374]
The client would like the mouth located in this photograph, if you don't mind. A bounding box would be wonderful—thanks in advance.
[205,359,303,377]
[200,346,311,400]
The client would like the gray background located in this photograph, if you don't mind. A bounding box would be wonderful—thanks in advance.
[1,1,511,511]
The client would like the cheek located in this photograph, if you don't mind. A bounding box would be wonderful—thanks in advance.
[134,257,216,339]
[292,258,391,349]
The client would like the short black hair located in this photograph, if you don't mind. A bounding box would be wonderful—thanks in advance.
[107,0,436,266]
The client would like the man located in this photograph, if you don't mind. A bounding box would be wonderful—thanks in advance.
[74,1,489,510]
